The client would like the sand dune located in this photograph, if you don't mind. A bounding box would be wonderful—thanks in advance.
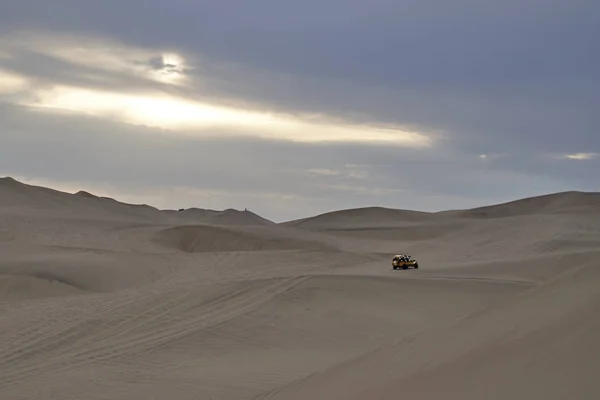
[281,206,434,229]
[167,207,275,226]
[281,191,600,230]
[0,176,598,400]
[454,190,600,218]
[153,224,329,253]
[0,177,274,226]
[0,274,88,302]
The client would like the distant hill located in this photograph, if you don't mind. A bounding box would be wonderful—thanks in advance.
[153,224,320,253]
[163,207,275,226]
[4,177,599,228]
[454,191,600,219]
[280,206,434,229]
[0,177,275,226]
[280,191,600,229]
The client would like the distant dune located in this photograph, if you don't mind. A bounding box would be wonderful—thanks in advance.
[281,206,434,229]
[0,177,274,226]
[281,190,600,230]
[0,176,599,400]
[153,224,327,253]
[454,191,600,218]
[164,207,275,226]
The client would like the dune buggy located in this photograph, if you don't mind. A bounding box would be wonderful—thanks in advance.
[392,254,419,270]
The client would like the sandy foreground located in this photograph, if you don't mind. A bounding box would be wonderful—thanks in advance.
[0,177,599,400]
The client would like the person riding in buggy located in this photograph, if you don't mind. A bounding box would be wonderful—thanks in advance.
[392,254,419,270]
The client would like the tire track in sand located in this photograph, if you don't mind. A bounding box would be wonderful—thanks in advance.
[0,275,310,388]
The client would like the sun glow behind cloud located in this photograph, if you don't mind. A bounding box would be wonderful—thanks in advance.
[0,30,433,147]
[0,31,187,85]
[22,84,431,145]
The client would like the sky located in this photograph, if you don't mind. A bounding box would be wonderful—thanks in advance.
[0,0,598,222]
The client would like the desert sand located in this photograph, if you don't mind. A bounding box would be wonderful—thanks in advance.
[0,176,599,399]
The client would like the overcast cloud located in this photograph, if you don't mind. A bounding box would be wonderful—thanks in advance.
[0,0,598,221]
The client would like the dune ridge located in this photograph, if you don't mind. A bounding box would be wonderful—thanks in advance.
[281,190,600,229]
[0,176,598,400]
[0,177,274,226]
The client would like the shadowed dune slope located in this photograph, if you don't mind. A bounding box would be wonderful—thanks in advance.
[153,224,329,253]
[163,207,275,226]
[0,274,88,302]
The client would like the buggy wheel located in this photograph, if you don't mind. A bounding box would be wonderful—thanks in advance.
[402,264,408,270]
[414,263,419,269]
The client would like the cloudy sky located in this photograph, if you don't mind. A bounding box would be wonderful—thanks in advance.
[1,0,598,221]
